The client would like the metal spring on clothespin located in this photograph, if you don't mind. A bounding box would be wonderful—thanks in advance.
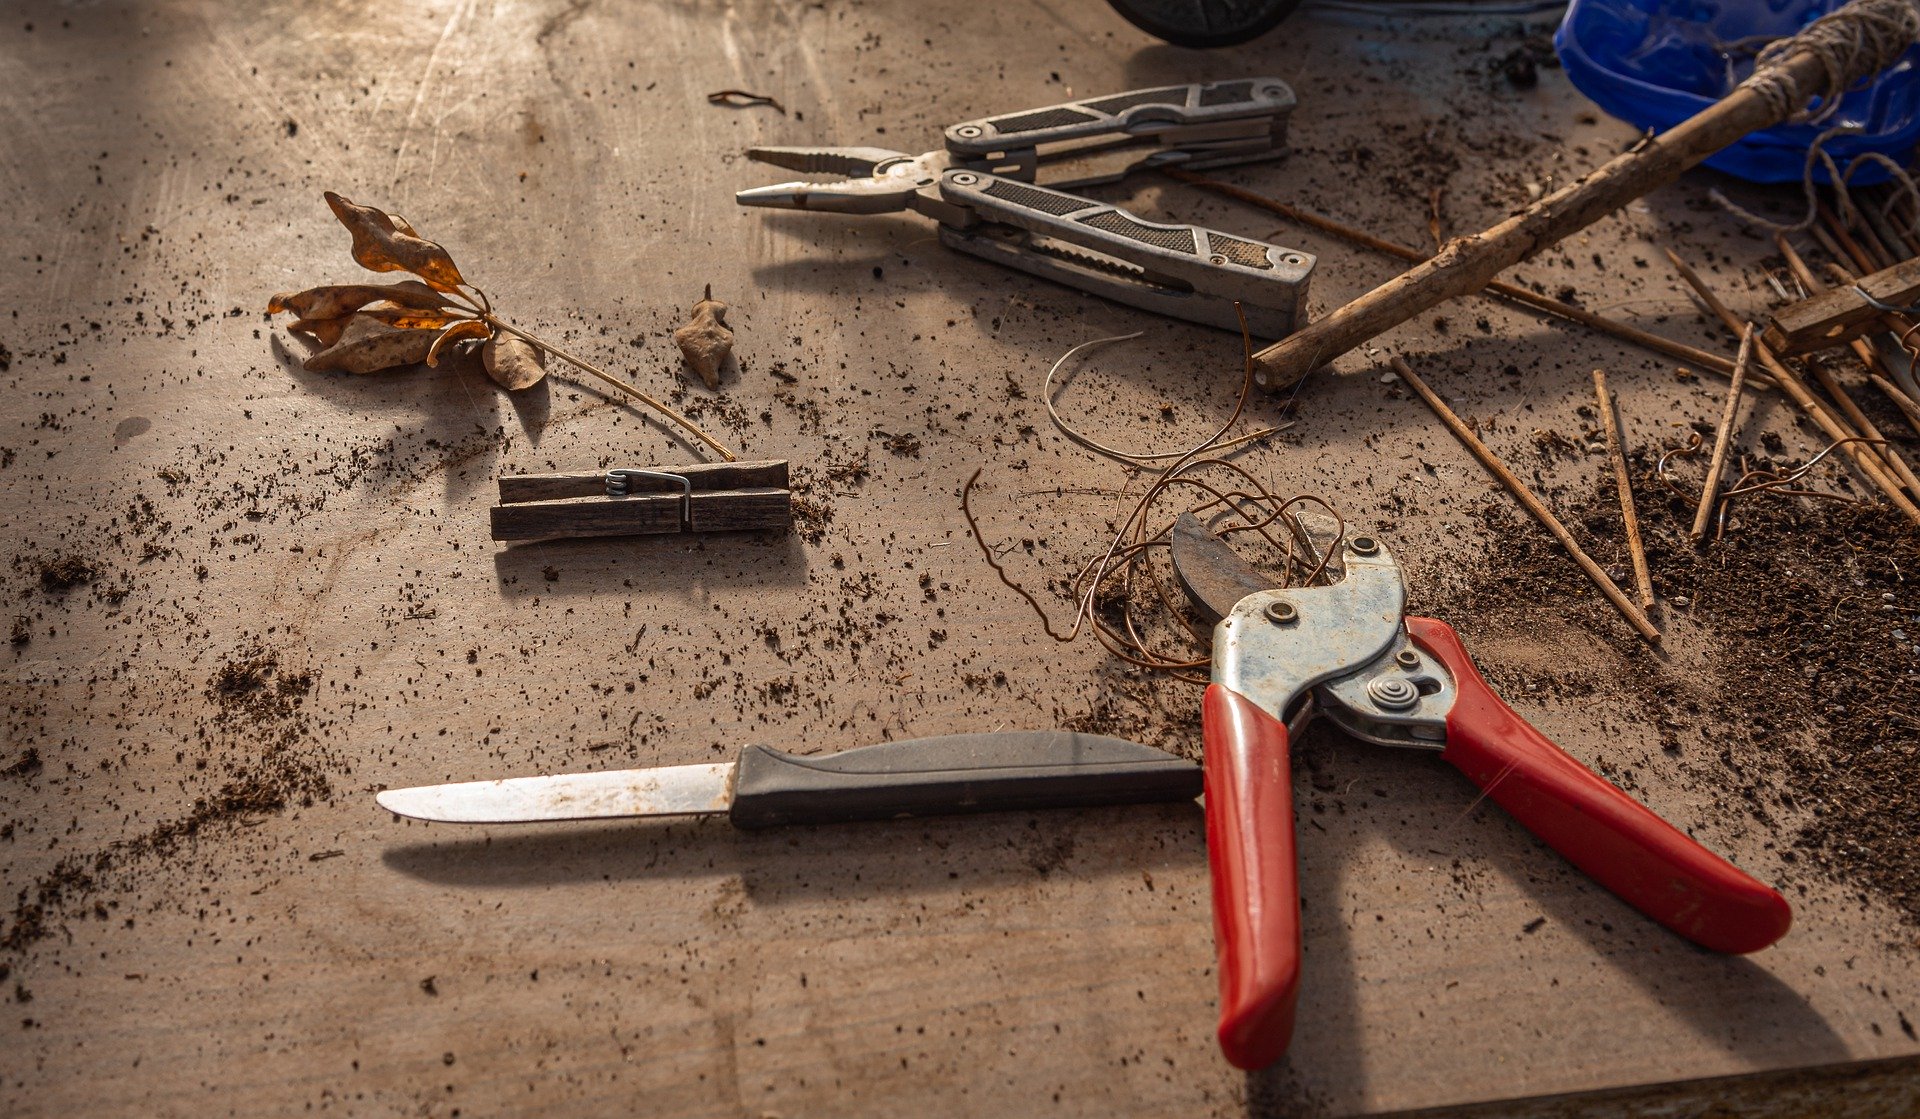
[605,468,692,531]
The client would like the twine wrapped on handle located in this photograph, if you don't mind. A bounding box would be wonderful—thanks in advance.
[1712,0,1920,231]
[1249,0,1920,395]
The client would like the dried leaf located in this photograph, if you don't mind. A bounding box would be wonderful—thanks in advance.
[482,333,547,391]
[302,313,439,374]
[358,304,468,332]
[288,315,351,348]
[323,192,469,293]
[706,89,787,115]
[268,280,449,320]
[427,319,491,367]
[673,286,733,390]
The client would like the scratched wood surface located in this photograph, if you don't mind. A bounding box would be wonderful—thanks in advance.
[2,2,1917,1116]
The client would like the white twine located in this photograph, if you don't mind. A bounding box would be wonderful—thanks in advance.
[1711,0,1920,232]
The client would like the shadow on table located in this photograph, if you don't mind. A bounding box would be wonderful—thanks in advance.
[1240,724,1845,1118]
[380,798,1207,904]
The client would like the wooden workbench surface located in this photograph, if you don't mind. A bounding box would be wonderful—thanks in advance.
[2,2,1916,1115]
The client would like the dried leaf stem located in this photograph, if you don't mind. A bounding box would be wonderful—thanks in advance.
[1692,325,1755,543]
[1391,355,1660,644]
[1592,369,1655,607]
[481,315,738,462]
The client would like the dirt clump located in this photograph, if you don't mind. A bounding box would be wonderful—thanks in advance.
[34,556,99,593]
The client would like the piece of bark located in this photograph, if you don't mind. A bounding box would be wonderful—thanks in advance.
[674,286,733,389]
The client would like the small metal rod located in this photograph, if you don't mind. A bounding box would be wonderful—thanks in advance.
[606,468,694,530]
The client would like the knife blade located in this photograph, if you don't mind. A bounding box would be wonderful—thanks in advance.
[376,730,1201,829]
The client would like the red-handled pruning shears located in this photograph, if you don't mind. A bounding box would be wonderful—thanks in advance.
[1169,514,1792,1070]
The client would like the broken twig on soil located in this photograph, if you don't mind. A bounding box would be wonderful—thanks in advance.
[1592,369,1655,607]
[1692,325,1756,543]
[1664,247,1920,524]
[1391,356,1660,644]
[1245,0,1920,391]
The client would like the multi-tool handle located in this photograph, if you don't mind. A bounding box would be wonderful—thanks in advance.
[1407,617,1793,955]
[938,170,1313,337]
[943,79,1295,158]
[1200,683,1302,1071]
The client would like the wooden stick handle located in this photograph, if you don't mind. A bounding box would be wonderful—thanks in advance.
[1163,171,1748,383]
[1249,16,1900,391]
[1391,357,1661,644]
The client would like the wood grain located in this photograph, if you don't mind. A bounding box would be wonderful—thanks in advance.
[1,5,1914,1117]
[490,488,791,540]
[1764,256,1920,356]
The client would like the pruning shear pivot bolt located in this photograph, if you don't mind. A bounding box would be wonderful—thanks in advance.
[1170,514,1792,1070]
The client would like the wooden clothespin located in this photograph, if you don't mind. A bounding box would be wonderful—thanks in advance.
[491,460,791,542]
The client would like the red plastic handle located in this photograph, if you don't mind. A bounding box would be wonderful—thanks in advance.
[1407,616,1791,954]
[1201,683,1301,1070]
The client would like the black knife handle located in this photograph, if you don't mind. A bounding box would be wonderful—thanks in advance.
[726,731,1201,829]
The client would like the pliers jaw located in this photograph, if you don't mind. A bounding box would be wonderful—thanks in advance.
[735,148,952,215]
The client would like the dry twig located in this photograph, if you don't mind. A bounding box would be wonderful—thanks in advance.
[1592,369,1655,607]
[1391,356,1660,644]
[1663,247,1920,524]
[1692,325,1756,543]
[1164,170,1748,382]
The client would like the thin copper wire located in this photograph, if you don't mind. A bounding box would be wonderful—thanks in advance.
[1656,432,1875,539]
[961,306,1344,684]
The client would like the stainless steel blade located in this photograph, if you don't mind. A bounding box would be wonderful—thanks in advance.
[376,762,735,824]
[1171,512,1282,623]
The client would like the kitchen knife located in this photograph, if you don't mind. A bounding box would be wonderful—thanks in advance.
[376,730,1201,829]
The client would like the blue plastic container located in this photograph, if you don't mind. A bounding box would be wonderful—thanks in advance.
[1556,0,1920,184]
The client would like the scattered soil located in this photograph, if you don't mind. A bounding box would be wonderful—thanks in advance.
[1422,476,1920,925]
[1,649,331,959]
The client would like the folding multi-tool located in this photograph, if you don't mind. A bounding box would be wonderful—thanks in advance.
[736,79,1316,337]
